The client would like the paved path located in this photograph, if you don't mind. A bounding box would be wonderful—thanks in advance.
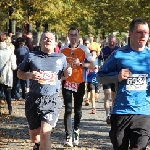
[0,88,150,150]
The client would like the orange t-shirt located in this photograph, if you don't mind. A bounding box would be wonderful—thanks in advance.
[61,47,85,83]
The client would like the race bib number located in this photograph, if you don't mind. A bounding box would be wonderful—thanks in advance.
[38,71,57,85]
[87,65,99,74]
[64,81,79,92]
[126,74,148,90]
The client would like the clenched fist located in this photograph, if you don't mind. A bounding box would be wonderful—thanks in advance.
[118,69,131,82]
[63,66,72,78]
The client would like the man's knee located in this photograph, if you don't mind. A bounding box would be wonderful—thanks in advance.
[29,128,40,143]
[104,89,111,99]
[40,121,52,141]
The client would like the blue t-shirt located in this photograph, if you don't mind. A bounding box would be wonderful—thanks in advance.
[87,58,99,83]
[98,45,150,115]
[18,51,67,96]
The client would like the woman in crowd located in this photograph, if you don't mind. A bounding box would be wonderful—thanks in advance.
[0,33,17,115]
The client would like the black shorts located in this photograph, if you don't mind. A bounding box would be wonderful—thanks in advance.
[25,92,62,130]
[87,82,100,93]
[103,83,115,92]
[109,114,150,150]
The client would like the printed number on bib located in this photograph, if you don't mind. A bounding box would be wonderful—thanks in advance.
[64,81,79,92]
[38,71,57,85]
[126,74,148,90]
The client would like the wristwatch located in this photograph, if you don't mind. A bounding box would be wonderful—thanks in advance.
[79,63,83,66]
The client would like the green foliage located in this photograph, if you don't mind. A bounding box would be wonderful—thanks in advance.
[0,0,150,36]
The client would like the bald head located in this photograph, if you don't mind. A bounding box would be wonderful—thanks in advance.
[40,31,56,53]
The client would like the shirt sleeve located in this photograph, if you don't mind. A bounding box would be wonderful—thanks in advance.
[62,55,68,71]
[80,45,93,62]
[96,51,119,84]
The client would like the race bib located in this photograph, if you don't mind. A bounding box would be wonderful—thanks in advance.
[87,65,99,74]
[38,71,57,85]
[64,81,79,92]
[126,74,148,90]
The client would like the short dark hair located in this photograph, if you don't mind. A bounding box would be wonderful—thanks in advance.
[68,27,79,34]
[83,38,90,44]
[129,18,148,31]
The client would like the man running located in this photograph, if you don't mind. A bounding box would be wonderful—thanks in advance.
[60,27,94,147]
[97,18,150,150]
[100,35,119,124]
[17,31,72,150]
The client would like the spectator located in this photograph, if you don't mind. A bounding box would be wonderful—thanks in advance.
[0,33,17,115]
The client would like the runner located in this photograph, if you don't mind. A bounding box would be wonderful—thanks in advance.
[17,31,72,150]
[97,18,150,150]
[60,27,94,147]
[100,35,119,124]
[86,49,100,114]
[83,38,91,106]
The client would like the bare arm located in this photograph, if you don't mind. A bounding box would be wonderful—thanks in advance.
[17,69,32,80]
[82,61,94,69]
[72,57,95,69]
[17,69,40,80]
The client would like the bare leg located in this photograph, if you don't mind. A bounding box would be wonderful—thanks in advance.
[95,92,99,99]
[111,91,116,106]
[29,128,40,148]
[90,90,96,108]
[40,121,52,150]
[104,89,111,115]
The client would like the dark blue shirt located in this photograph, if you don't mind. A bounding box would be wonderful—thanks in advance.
[15,46,29,66]
[18,51,67,96]
[101,46,119,61]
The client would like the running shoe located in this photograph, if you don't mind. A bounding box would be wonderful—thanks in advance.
[74,129,79,146]
[64,136,73,147]
[33,143,40,150]
[91,109,96,114]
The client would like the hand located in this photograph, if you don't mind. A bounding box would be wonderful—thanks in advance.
[118,69,131,82]
[31,71,41,80]
[63,67,72,78]
[72,57,80,66]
